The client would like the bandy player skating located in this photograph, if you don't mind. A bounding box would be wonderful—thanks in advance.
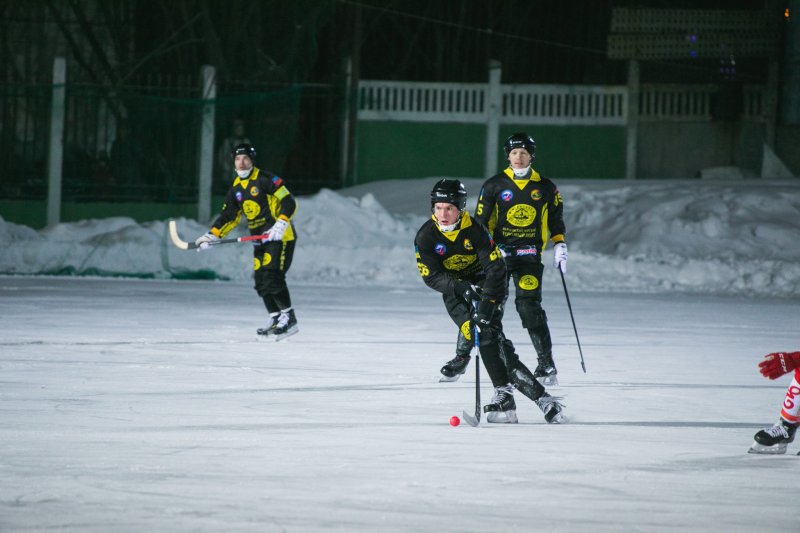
[749,351,800,455]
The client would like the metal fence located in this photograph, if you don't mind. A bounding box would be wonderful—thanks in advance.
[0,74,344,205]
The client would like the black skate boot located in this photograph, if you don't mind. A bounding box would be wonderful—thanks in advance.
[257,313,280,337]
[534,353,558,387]
[748,419,797,455]
[483,384,518,423]
[270,309,298,341]
[535,393,566,424]
[439,354,471,382]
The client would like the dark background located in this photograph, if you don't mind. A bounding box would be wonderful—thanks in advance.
[3,1,776,89]
[0,0,791,219]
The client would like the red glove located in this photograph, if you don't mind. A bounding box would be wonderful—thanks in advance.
[758,352,800,380]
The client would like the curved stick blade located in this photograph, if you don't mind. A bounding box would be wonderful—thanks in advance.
[168,220,192,250]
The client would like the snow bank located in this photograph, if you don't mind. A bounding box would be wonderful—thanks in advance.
[1,179,798,297]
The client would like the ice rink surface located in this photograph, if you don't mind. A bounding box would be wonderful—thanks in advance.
[1,276,797,532]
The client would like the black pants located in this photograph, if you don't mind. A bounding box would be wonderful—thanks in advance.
[443,290,545,400]
[505,256,552,357]
[253,239,295,313]
[441,292,511,388]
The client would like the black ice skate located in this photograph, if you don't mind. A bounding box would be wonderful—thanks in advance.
[263,309,298,341]
[534,353,558,387]
[256,313,280,337]
[439,354,471,382]
[535,393,566,424]
[748,419,797,455]
[484,384,518,423]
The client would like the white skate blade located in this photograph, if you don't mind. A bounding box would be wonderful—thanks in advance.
[439,373,463,383]
[748,441,788,455]
[486,410,518,424]
[536,375,559,387]
[258,325,299,342]
[273,326,299,342]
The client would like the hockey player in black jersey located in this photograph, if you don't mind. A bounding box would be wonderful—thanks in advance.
[473,133,567,386]
[415,179,565,424]
[195,143,299,340]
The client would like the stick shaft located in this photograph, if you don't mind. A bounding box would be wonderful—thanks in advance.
[559,267,587,373]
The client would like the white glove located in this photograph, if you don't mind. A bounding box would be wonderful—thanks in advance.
[265,218,289,242]
[195,232,219,251]
[553,242,568,273]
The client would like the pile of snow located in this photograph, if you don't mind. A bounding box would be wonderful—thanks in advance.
[1,178,798,297]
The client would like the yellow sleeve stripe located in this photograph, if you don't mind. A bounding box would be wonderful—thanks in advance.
[274,186,290,200]
[551,234,565,244]
[216,212,242,238]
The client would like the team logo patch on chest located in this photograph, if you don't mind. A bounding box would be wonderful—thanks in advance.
[435,244,447,255]
[242,200,261,220]
[500,189,514,202]
[530,189,542,201]
[235,191,243,203]
[444,254,476,271]
[463,239,473,251]
[250,186,259,196]
[507,204,536,227]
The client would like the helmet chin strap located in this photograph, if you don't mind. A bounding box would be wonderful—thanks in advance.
[436,209,461,232]
[512,165,531,177]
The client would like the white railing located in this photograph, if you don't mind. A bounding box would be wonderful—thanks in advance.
[358,82,487,123]
[639,84,715,121]
[358,80,765,124]
[503,84,627,125]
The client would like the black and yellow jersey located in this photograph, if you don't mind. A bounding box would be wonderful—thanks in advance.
[414,211,507,302]
[474,168,565,253]
[210,167,297,241]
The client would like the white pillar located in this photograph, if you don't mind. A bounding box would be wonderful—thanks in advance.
[197,65,217,222]
[340,56,353,187]
[484,60,502,179]
[625,60,640,180]
[46,57,66,227]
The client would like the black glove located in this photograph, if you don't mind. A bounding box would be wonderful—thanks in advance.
[472,299,496,330]
[454,280,481,304]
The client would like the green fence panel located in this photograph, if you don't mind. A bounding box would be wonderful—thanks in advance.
[355,122,486,183]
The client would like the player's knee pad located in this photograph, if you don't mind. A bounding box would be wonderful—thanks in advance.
[516,299,548,330]
[458,321,473,342]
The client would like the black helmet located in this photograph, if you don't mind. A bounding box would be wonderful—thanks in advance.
[430,179,467,210]
[503,132,536,160]
[231,143,257,161]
